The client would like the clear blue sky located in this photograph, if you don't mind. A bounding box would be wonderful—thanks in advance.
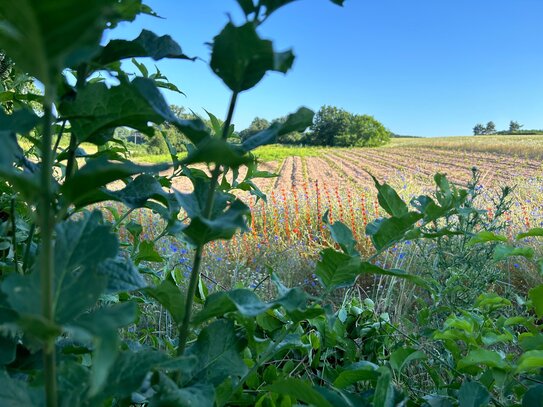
[107,0,543,137]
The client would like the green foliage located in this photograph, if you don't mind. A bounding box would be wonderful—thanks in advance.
[308,105,391,147]
[1,1,541,407]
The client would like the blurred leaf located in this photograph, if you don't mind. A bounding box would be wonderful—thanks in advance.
[267,378,334,407]
[468,231,507,247]
[149,381,214,407]
[135,240,163,264]
[373,366,395,407]
[241,107,314,151]
[0,335,17,366]
[333,361,379,388]
[210,22,294,92]
[458,381,490,407]
[236,0,256,15]
[145,272,185,325]
[96,29,193,65]
[182,138,249,166]
[528,285,543,318]
[457,349,507,371]
[523,385,543,407]
[517,228,543,239]
[98,257,147,293]
[73,302,137,395]
[0,370,43,407]
[0,0,110,84]
[493,245,534,261]
[389,348,426,374]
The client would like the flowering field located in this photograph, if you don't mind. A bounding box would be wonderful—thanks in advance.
[100,137,543,295]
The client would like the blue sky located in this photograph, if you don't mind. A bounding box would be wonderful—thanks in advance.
[107,0,543,137]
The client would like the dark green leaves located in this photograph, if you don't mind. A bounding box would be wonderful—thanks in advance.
[458,381,490,407]
[0,370,42,407]
[366,212,423,250]
[145,273,186,325]
[211,22,294,92]
[372,175,408,218]
[267,378,334,407]
[96,29,193,65]
[241,107,314,152]
[0,0,110,85]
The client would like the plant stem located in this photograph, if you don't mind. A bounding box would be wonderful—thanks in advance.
[176,91,239,356]
[10,197,18,273]
[40,91,57,407]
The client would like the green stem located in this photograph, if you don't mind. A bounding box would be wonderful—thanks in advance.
[10,198,18,273]
[176,91,239,356]
[40,91,57,407]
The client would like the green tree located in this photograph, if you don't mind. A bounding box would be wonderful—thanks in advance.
[473,123,485,135]
[485,121,496,134]
[509,120,522,133]
[239,117,270,141]
[308,105,351,146]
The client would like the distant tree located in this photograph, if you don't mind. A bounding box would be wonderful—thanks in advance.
[335,114,390,147]
[308,105,351,146]
[485,121,496,135]
[508,120,523,133]
[473,123,485,135]
[169,104,188,120]
[239,117,270,141]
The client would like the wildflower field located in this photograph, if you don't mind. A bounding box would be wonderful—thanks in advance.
[102,137,543,298]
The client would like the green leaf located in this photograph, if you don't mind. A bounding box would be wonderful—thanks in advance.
[517,228,543,239]
[366,212,423,250]
[135,240,163,264]
[97,257,147,293]
[193,289,270,324]
[324,213,358,255]
[468,231,508,247]
[494,244,534,261]
[0,334,17,366]
[236,0,256,16]
[389,347,426,374]
[145,272,185,325]
[516,350,543,373]
[529,285,543,318]
[241,107,314,151]
[373,366,395,407]
[96,29,193,65]
[0,0,110,84]
[523,385,543,407]
[457,349,507,371]
[0,370,43,407]
[73,302,137,395]
[61,157,167,205]
[187,319,248,385]
[266,378,334,407]
[372,175,408,217]
[210,22,294,92]
[150,381,214,407]
[458,381,490,407]
[333,361,379,388]
[182,137,249,167]
[182,199,250,246]
[315,248,360,290]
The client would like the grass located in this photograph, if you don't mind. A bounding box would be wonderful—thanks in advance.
[389,134,543,160]
[252,144,324,161]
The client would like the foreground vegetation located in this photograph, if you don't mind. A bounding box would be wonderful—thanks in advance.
[0,2,542,407]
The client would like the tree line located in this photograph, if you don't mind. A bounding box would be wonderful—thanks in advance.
[117,105,392,155]
[473,120,543,135]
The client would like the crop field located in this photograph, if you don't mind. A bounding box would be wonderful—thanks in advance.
[100,136,543,294]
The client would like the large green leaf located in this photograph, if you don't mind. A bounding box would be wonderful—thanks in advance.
[210,22,294,92]
[529,284,543,318]
[372,176,408,218]
[145,272,186,325]
[333,361,379,388]
[0,0,110,84]
[373,366,395,407]
[187,319,248,385]
[97,257,147,293]
[0,370,43,407]
[149,381,214,407]
[96,29,193,65]
[457,349,507,371]
[457,381,490,407]
[467,231,507,247]
[366,212,423,250]
[267,378,334,407]
[73,302,137,395]
[182,199,250,246]
[323,213,357,255]
[61,158,166,205]
[516,350,543,373]
[389,347,426,374]
[315,248,360,290]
